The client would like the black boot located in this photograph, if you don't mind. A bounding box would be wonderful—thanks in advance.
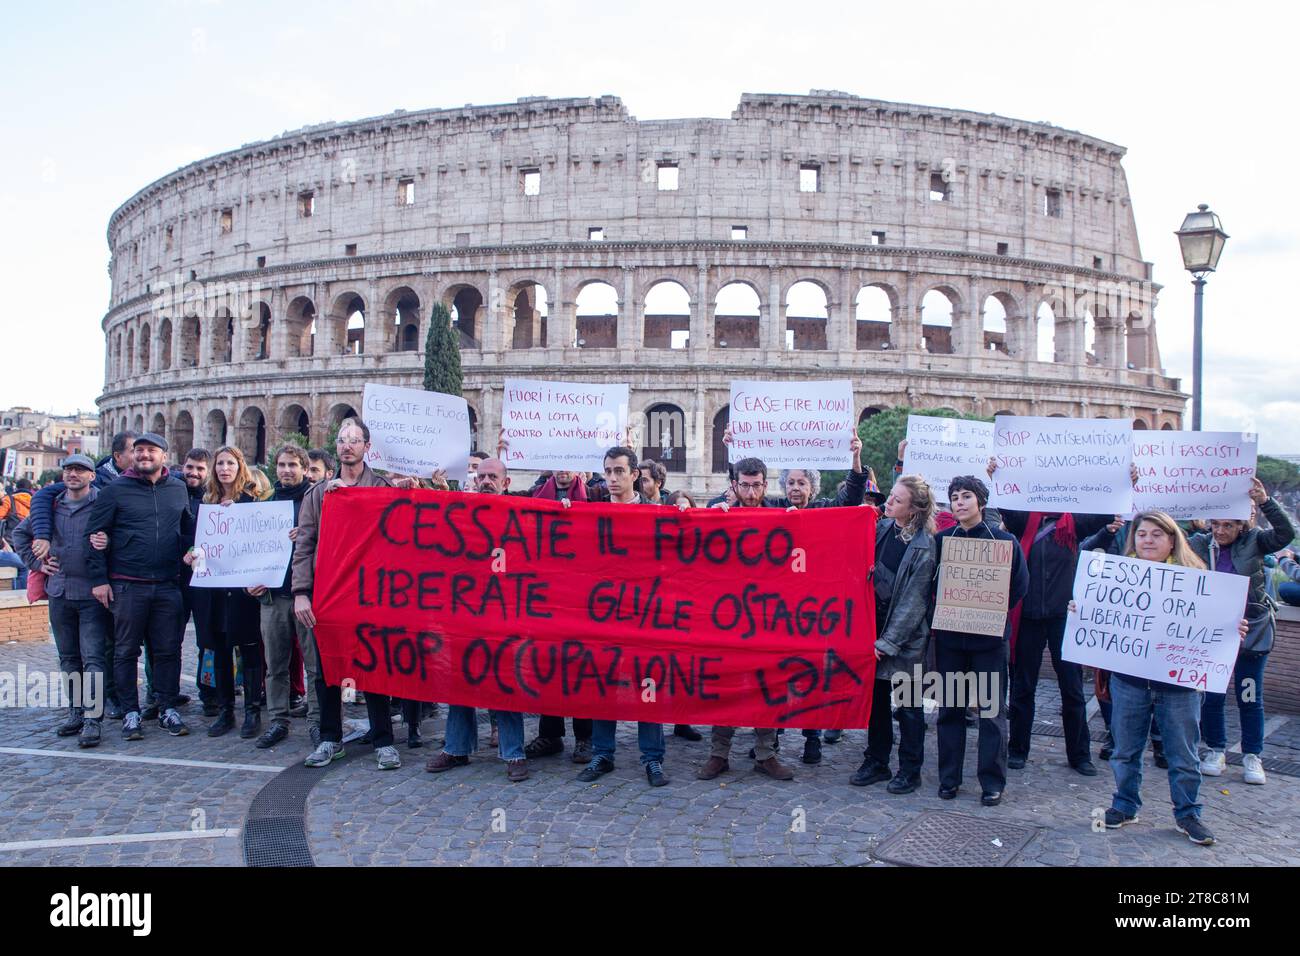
[57,707,85,737]
[208,708,236,737]
[240,656,263,739]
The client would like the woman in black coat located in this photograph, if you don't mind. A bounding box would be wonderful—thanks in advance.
[187,446,265,738]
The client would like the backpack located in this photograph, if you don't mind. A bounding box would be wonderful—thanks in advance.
[0,493,22,548]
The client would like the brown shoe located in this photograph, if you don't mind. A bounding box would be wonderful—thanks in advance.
[425,751,469,773]
[696,756,730,780]
[506,758,529,782]
[754,756,795,780]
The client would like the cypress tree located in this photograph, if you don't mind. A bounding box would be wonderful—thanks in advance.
[423,303,463,396]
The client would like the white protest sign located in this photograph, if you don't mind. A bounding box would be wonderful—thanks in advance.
[500,378,629,471]
[362,383,471,484]
[190,501,295,589]
[1062,552,1247,694]
[728,380,855,469]
[904,415,995,503]
[990,416,1133,514]
[1132,431,1257,520]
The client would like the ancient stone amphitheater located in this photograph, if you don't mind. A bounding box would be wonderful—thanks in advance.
[98,91,1184,494]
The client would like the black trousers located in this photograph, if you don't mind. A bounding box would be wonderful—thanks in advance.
[213,639,262,714]
[935,637,1008,794]
[865,677,925,776]
[109,580,184,713]
[1009,615,1089,765]
[315,672,419,749]
[539,715,592,740]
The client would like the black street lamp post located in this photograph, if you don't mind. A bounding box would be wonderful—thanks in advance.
[1174,204,1228,431]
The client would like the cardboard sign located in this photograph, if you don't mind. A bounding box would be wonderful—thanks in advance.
[362,383,471,484]
[312,488,878,727]
[990,416,1133,514]
[1132,431,1257,520]
[932,535,1015,636]
[903,415,996,503]
[500,378,629,471]
[190,501,295,589]
[728,379,856,469]
[1062,552,1247,694]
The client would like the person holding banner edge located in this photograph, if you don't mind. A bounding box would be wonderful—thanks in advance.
[294,418,411,772]
[1188,477,1293,786]
[851,474,937,794]
[1073,511,1248,846]
[930,475,1028,806]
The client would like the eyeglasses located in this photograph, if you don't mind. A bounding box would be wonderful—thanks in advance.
[737,481,766,492]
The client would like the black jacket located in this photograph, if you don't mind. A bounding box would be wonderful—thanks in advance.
[85,468,195,587]
[269,480,309,596]
[771,468,869,509]
[999,510,1111,620]
[929,520,1029,648]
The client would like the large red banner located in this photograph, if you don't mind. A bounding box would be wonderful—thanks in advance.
[313,488,876,727]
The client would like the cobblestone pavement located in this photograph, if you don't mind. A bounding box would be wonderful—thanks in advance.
[2,635,1297,866]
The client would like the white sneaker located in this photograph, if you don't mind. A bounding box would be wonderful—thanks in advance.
[1199,749,1225,776]
[376,745,401,770]
[1242,753,1266,785]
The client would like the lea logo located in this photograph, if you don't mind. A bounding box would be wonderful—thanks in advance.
[49,886,151,937]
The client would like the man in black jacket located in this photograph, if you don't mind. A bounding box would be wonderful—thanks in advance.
[247,445,316,749]
[86,433,195,741]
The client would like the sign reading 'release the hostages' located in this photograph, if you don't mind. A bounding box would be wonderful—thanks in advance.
[932,535,1014,637]
[990,416,1134,514]
[362,383,471,484]
[903,415,996,503]
[1062,552,1246,694]
[312,488,877,727]
[191,501,295,589]
[1132,431,1257,520]
[500,378,629,471]
[728,380,855,469]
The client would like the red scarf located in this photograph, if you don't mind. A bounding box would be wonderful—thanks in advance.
[1008,512,1076,663]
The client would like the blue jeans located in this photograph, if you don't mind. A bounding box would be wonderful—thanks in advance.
[1279,581,1300,607]
[592,720,665,765]
[0,551,28,590]
[1200,652,1268,755]
[1110,676,1203,822]
[444,705,524,761]
[49,597,111,716]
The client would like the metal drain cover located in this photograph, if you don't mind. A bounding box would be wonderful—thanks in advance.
[873,811,1038,867]
[243,759,331,867]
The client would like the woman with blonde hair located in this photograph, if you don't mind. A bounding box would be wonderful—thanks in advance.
[851,474,938,794]
[1089,510,1248,846]
[187,446,265,738]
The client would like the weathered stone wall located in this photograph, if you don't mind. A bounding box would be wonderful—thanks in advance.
[98,92,1185,496]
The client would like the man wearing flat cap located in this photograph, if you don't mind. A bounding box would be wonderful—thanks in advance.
[85,432,196,741]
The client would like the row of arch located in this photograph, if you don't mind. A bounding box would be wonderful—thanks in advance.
[106,272,1152,383]
[112,400,1173,472]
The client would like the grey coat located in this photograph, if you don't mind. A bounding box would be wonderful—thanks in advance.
[1188,497,1296,654]
[873,519,937,682]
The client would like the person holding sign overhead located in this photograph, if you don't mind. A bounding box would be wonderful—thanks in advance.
[185,446,266,740]
[1188,477,1293,786]
[929,476,1028,806]
[1084,511,1248,846]
[987,457,1114,778]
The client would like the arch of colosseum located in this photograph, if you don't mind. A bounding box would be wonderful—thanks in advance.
[98,91,1185,495]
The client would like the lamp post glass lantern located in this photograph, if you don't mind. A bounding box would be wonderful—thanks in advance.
[1175,204,1228,431]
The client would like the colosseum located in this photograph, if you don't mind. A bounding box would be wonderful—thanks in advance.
[98,91,1185,495]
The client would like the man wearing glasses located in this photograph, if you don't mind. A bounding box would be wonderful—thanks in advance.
[697,457,797,781]
[292,417,410,771]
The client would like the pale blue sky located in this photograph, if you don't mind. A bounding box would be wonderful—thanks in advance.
[4,1,1297,448]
